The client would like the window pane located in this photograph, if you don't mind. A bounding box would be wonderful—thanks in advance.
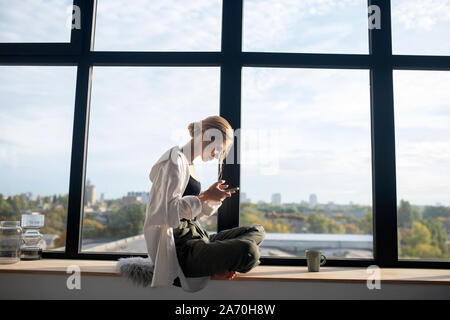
[0,0,72,42]
[243,0,369,53]
[0,66,76,251]
[394,70,450,261]
[94,0,222,51]
[81,67,220,253]
[392,0,450,55]
[241,68,373,259]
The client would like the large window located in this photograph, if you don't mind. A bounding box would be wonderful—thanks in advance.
[0,66,77,251]
[241,68,373,259]
[0,0,448,268]
[82,67,220,253]
[394,70,450,261]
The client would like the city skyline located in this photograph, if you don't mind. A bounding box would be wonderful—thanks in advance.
[5,187,447,209]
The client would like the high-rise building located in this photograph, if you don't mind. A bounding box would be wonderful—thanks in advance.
[271,193,281,205]
[309,193,318,207]
[84,179,96,207]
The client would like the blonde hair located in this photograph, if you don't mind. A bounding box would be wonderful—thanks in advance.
[187,115,234,180]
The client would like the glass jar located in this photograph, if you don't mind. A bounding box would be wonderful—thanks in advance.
[0,221,23,264]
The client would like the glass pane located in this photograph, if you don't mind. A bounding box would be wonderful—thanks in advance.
[394,70,450,261]
[0,0,73,43]
[0,66,76,251]
[241,68,373,259]
[81,67,220,253]
[392,0,450,55]
[94,0,222,51]
[243,0,369,53]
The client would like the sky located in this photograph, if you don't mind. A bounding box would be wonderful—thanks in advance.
[0,0,449,206]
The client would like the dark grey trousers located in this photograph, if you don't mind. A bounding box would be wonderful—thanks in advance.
[173,219,265,278]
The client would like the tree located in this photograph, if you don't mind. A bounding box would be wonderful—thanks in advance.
[421,219,447,255]
[106,202,146,239]
[423,205,450,219]
[54,231,66,248]
[404,221,431,248]
[345,223,361,234]
[83,218,106,238]
[358,208,373,234]
[0,196,14,220]
[398,200,414,227]
[401,221,444,259]
[306,212,345,234]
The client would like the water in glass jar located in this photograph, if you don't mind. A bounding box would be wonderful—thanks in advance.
[0,221,22,264]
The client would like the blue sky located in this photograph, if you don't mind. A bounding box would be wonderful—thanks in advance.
[0,0,449,206]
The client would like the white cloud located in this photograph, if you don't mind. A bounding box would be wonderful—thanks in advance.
[392,0,450,30]
[392,0,450,54]
[94,0,222,51]
[243,0,368,53]
[0,0,72,42]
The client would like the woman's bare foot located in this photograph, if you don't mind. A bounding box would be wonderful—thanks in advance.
[211,270,236,280]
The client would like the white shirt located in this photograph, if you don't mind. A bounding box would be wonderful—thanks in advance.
[143,144,222,292]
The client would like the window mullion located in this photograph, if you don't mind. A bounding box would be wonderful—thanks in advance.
[218,0,243,232]
[368,0,398,267]
[65,0,97,257]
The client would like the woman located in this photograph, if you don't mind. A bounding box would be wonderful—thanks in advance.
[143,115,265,292]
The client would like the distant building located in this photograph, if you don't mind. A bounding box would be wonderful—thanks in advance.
[22,192,35,202]
[240,192,251,203]
[271,193,281,205]
[327,201,337,210]
[300,200,309,207]
[127,192,149,204]
[309,194,318,207]
[122,195,142,206]
[100,193,105,201]
[84,179,96,207]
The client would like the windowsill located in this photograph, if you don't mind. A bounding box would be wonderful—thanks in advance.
[0,259,449,285]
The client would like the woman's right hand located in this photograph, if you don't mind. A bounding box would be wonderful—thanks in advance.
[198,180,234,204]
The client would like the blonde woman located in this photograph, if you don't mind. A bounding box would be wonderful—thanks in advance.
[143,115,265,292]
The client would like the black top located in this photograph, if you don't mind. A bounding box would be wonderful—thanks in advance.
[182,174,201,197]
[181,174,201,222]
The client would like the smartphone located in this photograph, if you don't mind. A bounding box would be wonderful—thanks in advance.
[224,187,240,192]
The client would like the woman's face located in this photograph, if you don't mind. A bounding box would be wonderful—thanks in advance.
[201,135,227,162]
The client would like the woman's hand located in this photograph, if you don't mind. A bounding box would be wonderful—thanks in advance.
[198,180,236,204]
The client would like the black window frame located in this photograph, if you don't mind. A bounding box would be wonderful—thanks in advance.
[1,0,449,269]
